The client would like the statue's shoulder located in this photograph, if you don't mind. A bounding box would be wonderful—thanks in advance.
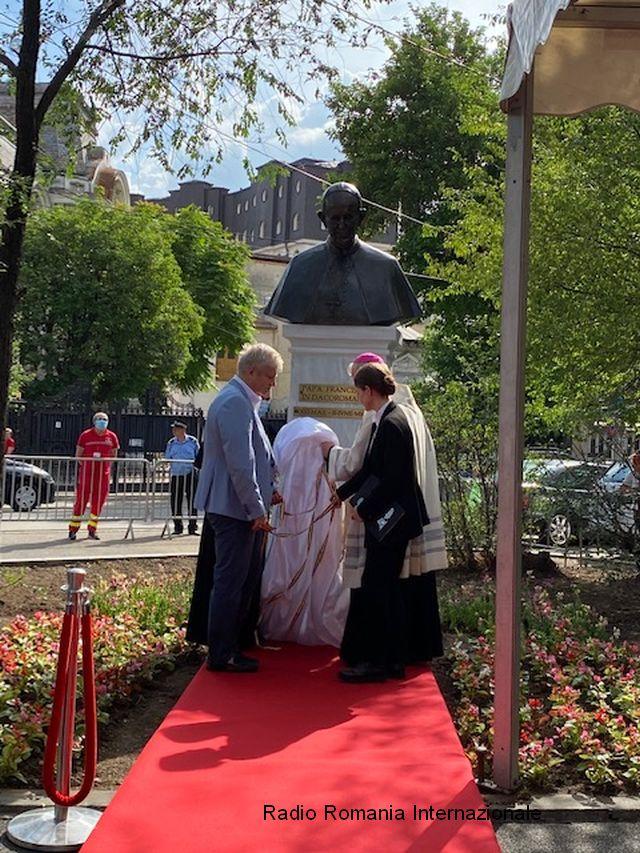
[286,243,327,269]
[357,241,400,266]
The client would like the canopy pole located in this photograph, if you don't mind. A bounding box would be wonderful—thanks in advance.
[493,71,533,791]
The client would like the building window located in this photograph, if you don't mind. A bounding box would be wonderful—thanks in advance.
[252,195,256,207]
[276,219,282,236]
[292,212,299,231]
[261,189,268,202]
[242,230,247,242]
[216,350,238,381]
[259,221,265,238]
[295,179,301,193]
[207,205,215,217]
[236,202,241,215]
[249,229,255,243]
[278,185,284,199]
[244,199,249,211]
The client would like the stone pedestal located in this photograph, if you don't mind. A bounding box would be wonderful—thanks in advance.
[282,324,398,445]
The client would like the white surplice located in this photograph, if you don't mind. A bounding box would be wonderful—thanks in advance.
[328,383,449,589]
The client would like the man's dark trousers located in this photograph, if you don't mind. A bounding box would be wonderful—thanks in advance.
[170,473,197,533]
[207,512,265,665]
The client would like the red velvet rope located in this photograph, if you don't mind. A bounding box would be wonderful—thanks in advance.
[42,610,98,807]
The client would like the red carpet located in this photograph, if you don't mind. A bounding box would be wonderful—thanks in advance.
[82,646,499,852]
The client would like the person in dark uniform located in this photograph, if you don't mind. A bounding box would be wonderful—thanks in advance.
[165,421,200,535]
[335,364,428,683]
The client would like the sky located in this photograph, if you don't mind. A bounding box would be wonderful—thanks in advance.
[103,1,504,198]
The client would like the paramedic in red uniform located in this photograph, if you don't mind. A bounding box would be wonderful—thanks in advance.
[68,412,120,540]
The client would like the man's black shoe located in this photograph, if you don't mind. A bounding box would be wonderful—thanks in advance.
[386,663,406,680]
[338,663,387,683]
[88,530,100,540]
[173,528,183,536]
[188,528,199,536]
[207,655,259,673]
[235,653,259,665]
[68,531,77,541]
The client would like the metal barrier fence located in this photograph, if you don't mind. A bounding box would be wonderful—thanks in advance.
[1,454,200,539]
[1,455,152,537]
[7,453,638,561]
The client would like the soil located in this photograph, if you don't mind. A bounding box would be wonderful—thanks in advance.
[1,553,639,790]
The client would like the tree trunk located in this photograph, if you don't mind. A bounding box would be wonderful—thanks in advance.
[0,0,40,466]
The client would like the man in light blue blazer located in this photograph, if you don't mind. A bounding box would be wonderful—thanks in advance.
[194,343,284,673]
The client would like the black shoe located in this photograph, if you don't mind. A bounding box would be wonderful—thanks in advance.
[88,530,100,540]
[173,528,183,536]
[338,663,387,683]
[188,528,199,535]
[68,531,77,541]
[386,663,406,680]
[235,653,259,665]
[207,655,259,673]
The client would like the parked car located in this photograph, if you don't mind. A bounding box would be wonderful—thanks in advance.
[521,458,631,547]
[2,457,56,511]
[598,460,633,492]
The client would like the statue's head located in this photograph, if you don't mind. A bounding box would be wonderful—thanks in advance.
[318,182,366,252]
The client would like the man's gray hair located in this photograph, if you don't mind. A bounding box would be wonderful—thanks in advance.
[237,343,283,375]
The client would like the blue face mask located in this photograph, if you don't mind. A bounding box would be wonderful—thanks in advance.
[94,419,108,430]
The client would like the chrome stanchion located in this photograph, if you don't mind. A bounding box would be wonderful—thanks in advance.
[7,568,102,851]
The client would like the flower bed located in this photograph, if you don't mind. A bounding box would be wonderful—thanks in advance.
[0,570,193,784]
[441,576,640,792]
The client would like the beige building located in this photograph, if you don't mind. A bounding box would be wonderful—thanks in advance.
[0,86,130,208]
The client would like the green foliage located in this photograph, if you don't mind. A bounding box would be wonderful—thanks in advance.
[0,569,193,784]
[7,339,32,400]
[439,578,494,634]
[164,205,254,393]
[424,105,640,436]
[414,379,498,566]
[14,199,255,403]
[91,570,193,635]
[327,4,503,278]
[527,109,640,430]
[16,198,200,402]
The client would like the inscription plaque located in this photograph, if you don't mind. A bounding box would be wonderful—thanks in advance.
[299,383,358,403]
[293,406,361,419]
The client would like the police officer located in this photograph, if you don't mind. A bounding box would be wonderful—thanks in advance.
[165,421,200,535]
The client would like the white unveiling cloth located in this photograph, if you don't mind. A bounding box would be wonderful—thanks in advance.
[329,383,449,589]
[260,418,348,645]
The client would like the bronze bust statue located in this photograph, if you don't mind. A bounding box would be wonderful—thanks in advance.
[263,182,420,325]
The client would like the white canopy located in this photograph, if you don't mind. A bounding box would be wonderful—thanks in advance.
[501,0,640,115]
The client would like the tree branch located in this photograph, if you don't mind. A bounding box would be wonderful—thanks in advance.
[35,0,126,128]
[592,237,640,259]
[84,43,232,62]
[0,51,18,77]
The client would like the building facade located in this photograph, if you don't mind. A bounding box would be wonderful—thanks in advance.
[147,157,396,256]
[0,84,130,207]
